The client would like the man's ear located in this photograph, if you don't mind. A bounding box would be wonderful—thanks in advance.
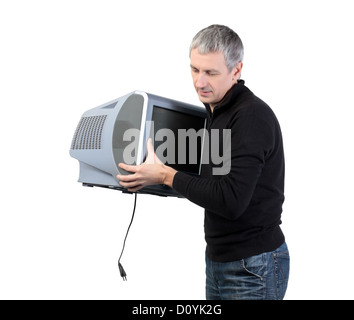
[233,62,243,80]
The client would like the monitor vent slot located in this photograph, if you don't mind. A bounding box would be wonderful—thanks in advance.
[71,115,107,150]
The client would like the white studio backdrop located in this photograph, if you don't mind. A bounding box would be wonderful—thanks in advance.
[0,0,353,300]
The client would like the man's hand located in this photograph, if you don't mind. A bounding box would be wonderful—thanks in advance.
[117,138,177,193]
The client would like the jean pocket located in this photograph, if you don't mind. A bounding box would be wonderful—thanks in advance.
[241,253,265,281]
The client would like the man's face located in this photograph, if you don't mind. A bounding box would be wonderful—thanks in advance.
[190,48,242,110]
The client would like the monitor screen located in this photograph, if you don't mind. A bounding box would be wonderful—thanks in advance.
[152,106,206,175]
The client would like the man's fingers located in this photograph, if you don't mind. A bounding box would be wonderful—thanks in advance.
[118,162,137,173]
[146,138,163,165]
[145,138,156,164]
[117,173,136,182]
[127,185,143,193]
[147,138,154,154]
[116,171,143,192]
[116,165,136,182]
[119,180,141,188]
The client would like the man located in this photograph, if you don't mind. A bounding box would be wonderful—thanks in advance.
[117,24,290,300]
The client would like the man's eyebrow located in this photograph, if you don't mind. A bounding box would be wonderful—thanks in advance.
[190,65,220,73]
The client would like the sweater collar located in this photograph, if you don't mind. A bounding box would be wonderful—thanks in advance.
[204,79,245,117]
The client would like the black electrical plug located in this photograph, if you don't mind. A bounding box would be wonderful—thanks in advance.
[118,262,127,281]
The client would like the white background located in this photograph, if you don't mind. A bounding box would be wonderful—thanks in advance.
[1,0,353,300]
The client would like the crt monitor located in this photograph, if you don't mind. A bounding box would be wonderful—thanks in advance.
[70,90,207,197]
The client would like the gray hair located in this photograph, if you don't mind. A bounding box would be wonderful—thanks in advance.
[189,25,244,72]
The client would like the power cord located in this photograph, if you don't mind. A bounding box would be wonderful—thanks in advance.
[118,192,137,281]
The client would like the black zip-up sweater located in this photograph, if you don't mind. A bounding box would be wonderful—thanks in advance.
[173,80,285,262]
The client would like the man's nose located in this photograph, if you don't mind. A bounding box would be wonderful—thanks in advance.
[195,73,208,88]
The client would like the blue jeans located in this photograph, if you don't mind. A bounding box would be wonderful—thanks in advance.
[205,242,290,300]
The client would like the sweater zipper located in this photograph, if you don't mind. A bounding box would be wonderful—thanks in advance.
[207,112,215,130]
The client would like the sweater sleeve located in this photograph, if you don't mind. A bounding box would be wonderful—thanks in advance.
[172,110,275,220]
